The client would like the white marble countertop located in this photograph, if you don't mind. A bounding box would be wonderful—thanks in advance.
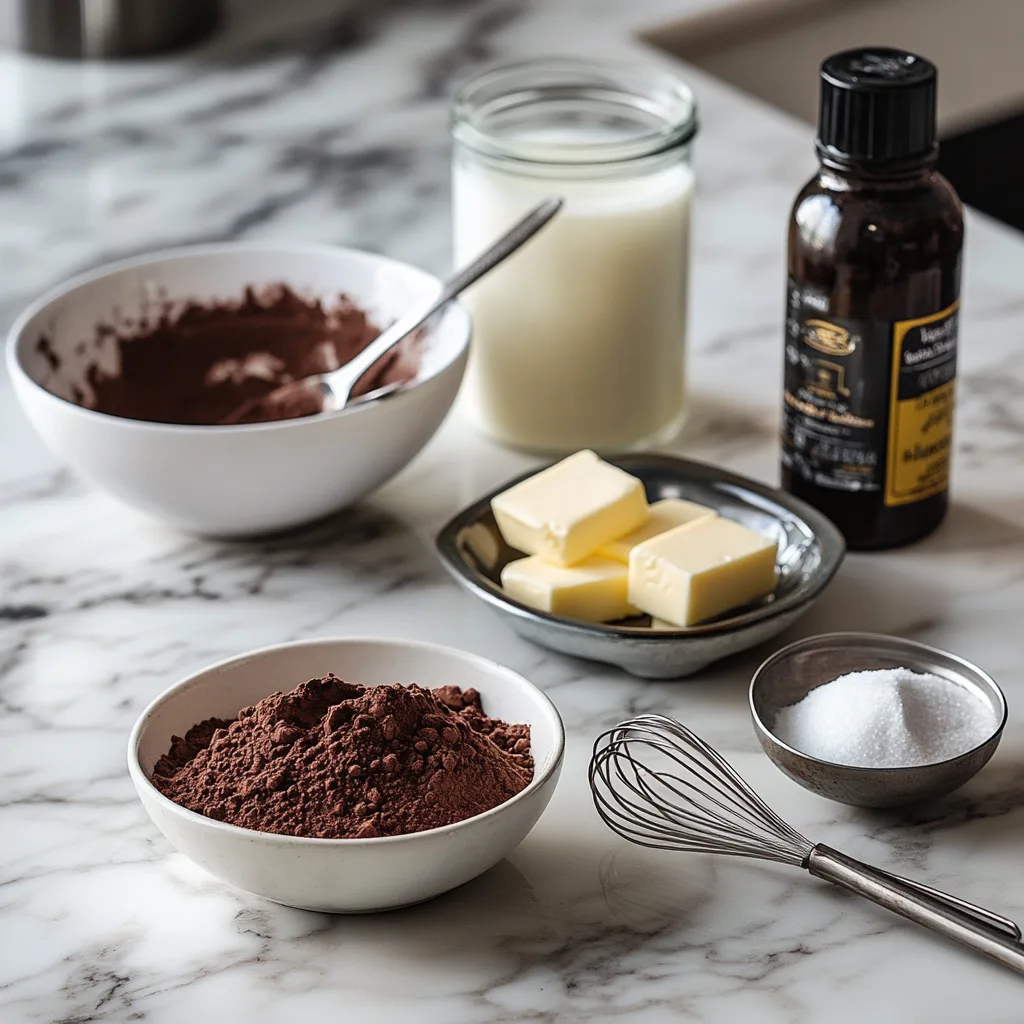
[3,2,1024,1021]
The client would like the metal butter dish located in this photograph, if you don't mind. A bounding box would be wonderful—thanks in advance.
[435,453,845,679]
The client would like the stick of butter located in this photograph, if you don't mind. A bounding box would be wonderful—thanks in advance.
[628,518,777,626]
[649,618,682,631]
[501,555,638,622]
[598,498,717,563]
[491,450,647,566]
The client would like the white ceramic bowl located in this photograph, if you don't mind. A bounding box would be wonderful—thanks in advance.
[127,637,564,913]
[6,244,470,536]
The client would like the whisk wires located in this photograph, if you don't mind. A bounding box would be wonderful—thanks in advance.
[590,714,813,866]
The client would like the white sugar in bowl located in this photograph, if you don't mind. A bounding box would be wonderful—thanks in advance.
[750,632,1006,808]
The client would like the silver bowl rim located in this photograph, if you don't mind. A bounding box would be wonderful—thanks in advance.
[749,630,1008,774]
[435,452,846,642]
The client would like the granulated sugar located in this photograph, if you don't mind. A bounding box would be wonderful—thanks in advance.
[773,667,998,768]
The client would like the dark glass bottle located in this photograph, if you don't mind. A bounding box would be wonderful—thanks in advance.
[781,49,964,550]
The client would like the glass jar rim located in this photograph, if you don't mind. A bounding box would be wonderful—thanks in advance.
[450,57,699,168]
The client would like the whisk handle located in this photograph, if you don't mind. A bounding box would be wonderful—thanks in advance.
[808,845,1024,975]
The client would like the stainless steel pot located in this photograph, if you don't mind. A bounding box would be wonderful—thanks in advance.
[1,0,222,58]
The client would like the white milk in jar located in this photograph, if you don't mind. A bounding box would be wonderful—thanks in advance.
[451,59,698,452]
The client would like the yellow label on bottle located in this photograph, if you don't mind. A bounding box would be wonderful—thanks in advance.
[885,303,958,507]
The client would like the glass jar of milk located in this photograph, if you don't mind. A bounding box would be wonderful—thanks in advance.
[451,58,698,452]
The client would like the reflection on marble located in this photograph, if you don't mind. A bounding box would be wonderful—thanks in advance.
[2,1,1024,1021]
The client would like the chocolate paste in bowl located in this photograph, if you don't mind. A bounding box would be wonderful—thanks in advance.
[38,284,420,425]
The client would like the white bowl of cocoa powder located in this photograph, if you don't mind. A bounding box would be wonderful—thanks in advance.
[7,243,470,537]
[128,636,564,913]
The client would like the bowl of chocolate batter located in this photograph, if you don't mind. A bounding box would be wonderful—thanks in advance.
[6,243,471,535]
[128,636,565,913]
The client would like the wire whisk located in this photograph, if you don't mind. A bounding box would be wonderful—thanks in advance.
[590,714,1024,976]
[591,714,813,866]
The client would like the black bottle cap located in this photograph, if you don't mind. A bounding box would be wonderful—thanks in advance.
[817,48,938,170]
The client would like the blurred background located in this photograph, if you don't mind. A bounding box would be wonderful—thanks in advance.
[1,0,1018,233]
[648,0,1024,232]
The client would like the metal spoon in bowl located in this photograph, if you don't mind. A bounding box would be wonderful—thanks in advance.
[221,198,563,425]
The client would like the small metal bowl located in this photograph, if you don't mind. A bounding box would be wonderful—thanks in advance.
[435,453,845,679]
[750,632,1007,808]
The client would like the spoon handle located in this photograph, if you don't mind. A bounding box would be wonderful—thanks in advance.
[332,197,563,399]
[808,844,1024,974]
[436,196,564,307]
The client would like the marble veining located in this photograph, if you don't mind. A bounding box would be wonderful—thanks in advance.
[2,1,1024,1021]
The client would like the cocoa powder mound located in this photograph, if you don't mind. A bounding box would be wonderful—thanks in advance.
[150,676,534,839]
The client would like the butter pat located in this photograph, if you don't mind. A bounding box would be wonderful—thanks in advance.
[501,555,637,623]
[628,518,777,626]
[650,618,682,631]
[491,450,647,566]
[599,498,717,563]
